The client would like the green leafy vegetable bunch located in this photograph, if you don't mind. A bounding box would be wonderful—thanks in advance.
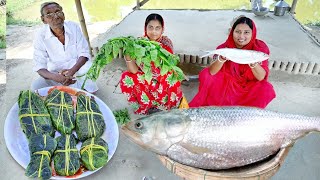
[82,36,185,88]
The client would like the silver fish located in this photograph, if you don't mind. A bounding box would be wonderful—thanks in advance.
[122,106,320,170]
[201,48,269,64]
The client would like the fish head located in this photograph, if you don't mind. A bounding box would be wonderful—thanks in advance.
[121,110,190,155]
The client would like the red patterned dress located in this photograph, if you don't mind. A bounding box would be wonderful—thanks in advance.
[120,36,183,114]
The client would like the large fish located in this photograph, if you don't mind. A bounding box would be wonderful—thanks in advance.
[122,106,320,170]
[201,48,269,64]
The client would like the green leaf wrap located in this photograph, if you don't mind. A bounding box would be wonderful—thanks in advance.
[76,94,105,141]
[80,137,109,171]
[18,90,54,139]
[53,134,80,176]
[45,89,75,134]
[25,134,57,180]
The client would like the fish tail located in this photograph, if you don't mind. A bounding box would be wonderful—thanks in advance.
[317,116,320,132]
[309,116,320,132]
[200,51,214,58]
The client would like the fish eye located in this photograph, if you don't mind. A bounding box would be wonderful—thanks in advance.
[135,122,143,129]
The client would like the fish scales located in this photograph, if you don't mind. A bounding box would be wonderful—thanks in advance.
[171,108,280,169]
[122,106,320,169]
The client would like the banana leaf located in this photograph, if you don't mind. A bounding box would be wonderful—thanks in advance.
[80,137,109,171]
[18,90,54,139]
[25,134,57,180]
[53,134,80,176]
[75,94,105,141]
[45,89,75,134]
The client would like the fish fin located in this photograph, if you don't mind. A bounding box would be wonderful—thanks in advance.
[200,50,212,53]
[179,142,211,155]
[281,140,294,148]
[200,51,215,58]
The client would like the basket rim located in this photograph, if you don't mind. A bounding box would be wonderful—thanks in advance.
[158,146,292,178]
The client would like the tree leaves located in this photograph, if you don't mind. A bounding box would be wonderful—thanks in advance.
[82,36,186,89]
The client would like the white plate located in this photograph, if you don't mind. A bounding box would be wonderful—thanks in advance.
[4,87,119,179]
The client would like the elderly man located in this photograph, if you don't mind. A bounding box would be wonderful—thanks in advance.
[31,1,98,93]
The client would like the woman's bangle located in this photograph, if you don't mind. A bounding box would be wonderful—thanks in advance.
[249,62,261,69]
[217,55,227,63]
[124,56,133,62]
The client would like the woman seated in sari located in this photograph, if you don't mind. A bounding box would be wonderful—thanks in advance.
[189,16,276,108]
[120,13,183,114]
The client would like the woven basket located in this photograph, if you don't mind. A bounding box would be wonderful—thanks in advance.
[158,146,292,180]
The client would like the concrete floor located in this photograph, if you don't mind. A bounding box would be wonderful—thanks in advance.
[1,10,320,180]
[93,10,320,65]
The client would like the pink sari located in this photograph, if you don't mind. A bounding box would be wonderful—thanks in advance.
[189,18,276,108]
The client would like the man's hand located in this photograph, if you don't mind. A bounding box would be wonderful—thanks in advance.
[62,76,76,86]
[53,73,67,84]
[52,72,76,85]
[37,56,87,87]
[60,69,76,77]
[59,69,76,86]
[37,69,76,86]
[37,69,66,84]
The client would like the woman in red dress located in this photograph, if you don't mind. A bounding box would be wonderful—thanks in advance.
[120,13,183,114]
[189,16,276,108]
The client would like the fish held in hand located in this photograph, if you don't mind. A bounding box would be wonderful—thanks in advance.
[122,106,320,170]
[201,48,269,64]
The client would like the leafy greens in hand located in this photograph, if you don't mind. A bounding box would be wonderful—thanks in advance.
[82,36,185,89]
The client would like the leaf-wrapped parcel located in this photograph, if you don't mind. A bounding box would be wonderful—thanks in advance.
[80,137,109,171]
[45,89,75,134]
[25,134,57,180]
[76,94,105,141]
[53,134,80,176]
[18,90,54,139]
